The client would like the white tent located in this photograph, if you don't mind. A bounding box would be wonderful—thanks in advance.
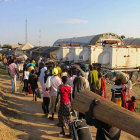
[16,43,34,50]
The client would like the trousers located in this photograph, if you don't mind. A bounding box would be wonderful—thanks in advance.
[11,75,16,92]
[42,97,50,114]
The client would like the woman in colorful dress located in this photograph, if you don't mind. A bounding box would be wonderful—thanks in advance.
[55,76,72,136]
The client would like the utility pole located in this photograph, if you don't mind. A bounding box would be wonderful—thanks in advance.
[38,29,42,47]
[38,29,42,57]
[25,18,28,43]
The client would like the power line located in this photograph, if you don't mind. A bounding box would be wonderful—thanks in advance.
[38,29,42,47]
[25,18,28,43]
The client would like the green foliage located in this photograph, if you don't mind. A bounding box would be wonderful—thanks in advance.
[121,35,126,39]
[2,44,12,49]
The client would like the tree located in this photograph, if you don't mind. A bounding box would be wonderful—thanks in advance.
[121,35,126,39]
[2,44,12,50]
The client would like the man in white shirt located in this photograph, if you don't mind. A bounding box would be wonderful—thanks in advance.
[47,68,61,120]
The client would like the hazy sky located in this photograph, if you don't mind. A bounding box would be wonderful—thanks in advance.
[0,0,140,46]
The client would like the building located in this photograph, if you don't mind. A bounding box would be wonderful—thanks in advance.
[124,38,140,46]
[56,33,124,63]
[53,33,124,47]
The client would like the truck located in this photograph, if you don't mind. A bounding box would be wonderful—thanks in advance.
[98,45,140,80]
[79,45,103,64]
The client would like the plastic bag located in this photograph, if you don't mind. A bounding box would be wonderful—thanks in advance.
[28,86,33,94]
[35,89,41,98]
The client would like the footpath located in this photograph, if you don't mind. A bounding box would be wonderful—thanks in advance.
[0,67,138,140]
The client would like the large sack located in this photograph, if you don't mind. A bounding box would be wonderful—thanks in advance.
[112,71,129,84]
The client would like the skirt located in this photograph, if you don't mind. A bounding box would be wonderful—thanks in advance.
[58,102,71,128]
[113,97,122,107]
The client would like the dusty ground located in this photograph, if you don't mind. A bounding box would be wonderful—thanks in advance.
[0,66,139,140]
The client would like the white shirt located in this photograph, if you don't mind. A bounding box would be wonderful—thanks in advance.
[68,75,76,90]
[85,79,90,90]
[128,80,132,89]
[85,72,89,80]
[49,76,62,96]
[111,85,124,95]
[24,71,30,80]
[46,76,52,89]
[40,67,47,78]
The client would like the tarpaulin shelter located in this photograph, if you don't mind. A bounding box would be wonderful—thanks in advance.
[16,43,34,54]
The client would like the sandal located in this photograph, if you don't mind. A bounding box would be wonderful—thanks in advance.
[60,131,65,136]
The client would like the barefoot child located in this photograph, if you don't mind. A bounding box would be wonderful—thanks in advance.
[127,96,136,112]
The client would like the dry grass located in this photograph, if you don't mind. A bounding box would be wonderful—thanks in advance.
[106,83,140,113]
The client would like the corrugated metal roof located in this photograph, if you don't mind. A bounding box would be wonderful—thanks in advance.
[124,38,140,46]
[53,33,124,47]
[53,35,95,47]
[110,45,140,48]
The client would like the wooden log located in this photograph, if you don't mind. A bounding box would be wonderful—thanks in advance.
[72,89,140,138]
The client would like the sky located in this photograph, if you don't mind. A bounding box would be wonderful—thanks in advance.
[0,0,140,46]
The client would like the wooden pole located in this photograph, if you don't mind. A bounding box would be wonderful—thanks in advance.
[72,89,140,138]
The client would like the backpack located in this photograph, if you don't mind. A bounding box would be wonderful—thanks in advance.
[70,119,93,140]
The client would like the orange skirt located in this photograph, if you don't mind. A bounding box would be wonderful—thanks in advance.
[113,97,122,107]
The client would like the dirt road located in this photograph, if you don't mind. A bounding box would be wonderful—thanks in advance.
[0,67,139,140]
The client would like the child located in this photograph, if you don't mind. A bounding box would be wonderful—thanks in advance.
[42,71,52,118]
[23,67,29,95]
[28,70,38,101]
[42,83,50,118]
[127,96,136,112]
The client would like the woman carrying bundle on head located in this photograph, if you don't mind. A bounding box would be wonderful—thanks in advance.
[111,79,127,108]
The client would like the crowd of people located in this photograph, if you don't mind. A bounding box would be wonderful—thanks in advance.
[3,55,136,139]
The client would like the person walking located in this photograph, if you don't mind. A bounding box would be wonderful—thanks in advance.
[55,76,72,136]
[127,96,136,112]
[8,59,19,93]
[23,67,30,95]
[73,70,86,99]
[73,70,86,119]
[40,63,47,92]
[28,70,38,101]
[23,59,30,80]
[88,65,99,93]
[67,69,76,92]
[111,79,124,107]
[47,68,61,120]
[42,70,52,118]
[42,83,50,118]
